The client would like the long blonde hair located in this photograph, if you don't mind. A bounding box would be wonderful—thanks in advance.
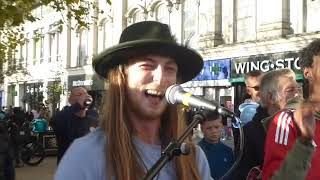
[100,65,201,180]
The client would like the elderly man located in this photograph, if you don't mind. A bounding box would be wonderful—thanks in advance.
[234,68,300,179]
[263,39,320,180]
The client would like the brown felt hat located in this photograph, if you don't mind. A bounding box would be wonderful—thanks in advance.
[92,21,203,83]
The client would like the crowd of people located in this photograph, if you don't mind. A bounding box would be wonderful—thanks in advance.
[1,21,320,180]
[53,21,320,180]
[0,104,52,179]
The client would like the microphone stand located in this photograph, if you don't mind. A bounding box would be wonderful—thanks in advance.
[143,113,205,180]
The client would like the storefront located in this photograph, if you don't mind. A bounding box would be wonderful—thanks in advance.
[230,51,303,111]
[23,82,45,110]
[67,74,106,107]
[183,58,233,109]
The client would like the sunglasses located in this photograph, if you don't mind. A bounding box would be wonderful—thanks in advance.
[247,86,260,91]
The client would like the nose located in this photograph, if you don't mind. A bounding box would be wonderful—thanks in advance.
[152,65,165,84]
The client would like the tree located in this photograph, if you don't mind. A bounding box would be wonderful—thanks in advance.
[46,81,64,112]
[0,0,111,83]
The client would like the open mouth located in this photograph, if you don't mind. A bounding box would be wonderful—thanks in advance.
[144,89,164,101]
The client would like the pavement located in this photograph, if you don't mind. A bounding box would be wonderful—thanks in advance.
[16,156,56,180]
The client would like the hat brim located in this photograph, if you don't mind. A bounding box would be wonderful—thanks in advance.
[92,39,203,83]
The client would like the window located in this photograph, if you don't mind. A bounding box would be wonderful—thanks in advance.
[39,33,44,63]
[236,0,256,42]
[155,4,169,24]
[7,49,16,70]
[33,30,38,65]
[19,44,24,69]
[199,0,213,35]
[306,0,320,32]
[102,20,113,50]
[49,24,61,62]
[183,0,199,48]
[77,28,88,66]
[25,36,29,67]
[33,29,44,65]
[132,10,145,24]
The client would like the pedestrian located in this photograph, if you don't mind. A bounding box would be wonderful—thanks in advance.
[54,21,212,180]
[51,87,98,164]
[262,39,320,180]
[198,110,234,180]
[238,70,263,125]
[0,117,15,180]
[234,68,300,180]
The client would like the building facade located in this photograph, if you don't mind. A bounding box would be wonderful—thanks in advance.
[1,0,320,112]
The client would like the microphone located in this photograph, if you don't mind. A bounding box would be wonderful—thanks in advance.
[84,98,93,106]
[165,84,235,117]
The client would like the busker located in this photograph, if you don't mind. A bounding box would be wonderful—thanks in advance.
[54,21,212,180]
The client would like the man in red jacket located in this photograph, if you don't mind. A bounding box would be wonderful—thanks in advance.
[263,39,320,180]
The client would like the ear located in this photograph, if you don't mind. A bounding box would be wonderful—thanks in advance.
[303,68,313,80]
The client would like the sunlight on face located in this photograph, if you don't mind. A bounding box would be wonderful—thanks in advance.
[278,76,300,109]
[125,55,178,120]
[246,76,261,102]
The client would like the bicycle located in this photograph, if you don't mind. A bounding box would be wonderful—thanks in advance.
[8,120,46,166]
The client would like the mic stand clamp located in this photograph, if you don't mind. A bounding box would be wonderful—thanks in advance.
[143,113,205,180]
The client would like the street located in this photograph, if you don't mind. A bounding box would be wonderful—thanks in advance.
[16,156,56,180]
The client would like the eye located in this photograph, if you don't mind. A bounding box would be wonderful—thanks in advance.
[165,65,178,74]
[140,63,154,70]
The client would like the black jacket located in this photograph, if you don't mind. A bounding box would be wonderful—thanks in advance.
[52,103,98,164]
[232,105,269,180]
[0,122,15,180]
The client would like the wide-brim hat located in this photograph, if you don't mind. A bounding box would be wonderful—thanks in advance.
[92,21,203,83]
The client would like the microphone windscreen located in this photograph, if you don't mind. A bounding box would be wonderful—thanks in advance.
[165,84,183,104]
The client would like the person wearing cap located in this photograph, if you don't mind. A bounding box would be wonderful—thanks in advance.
[51,87,98,164]
[54,21,212,180]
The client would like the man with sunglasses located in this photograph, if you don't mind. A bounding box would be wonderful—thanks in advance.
[239,70,263,125]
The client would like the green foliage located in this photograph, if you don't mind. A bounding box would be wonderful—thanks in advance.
[46,82,63,105]
[22,91,44,108]
[0,0,99,83]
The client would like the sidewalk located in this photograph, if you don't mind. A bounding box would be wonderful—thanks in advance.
[16,156,56,180]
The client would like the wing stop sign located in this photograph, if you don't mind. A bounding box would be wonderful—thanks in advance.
[230,51,303,83]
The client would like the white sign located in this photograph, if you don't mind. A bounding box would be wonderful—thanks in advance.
[72,80,93,87]
[234,57,300,74]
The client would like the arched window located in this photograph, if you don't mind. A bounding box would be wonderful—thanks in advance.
[155,3,169,24]
[132,10,145,24]
[77,28,88,66]
[183,0,199,48]
[48,24,61,62]
[101,20,113,51]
